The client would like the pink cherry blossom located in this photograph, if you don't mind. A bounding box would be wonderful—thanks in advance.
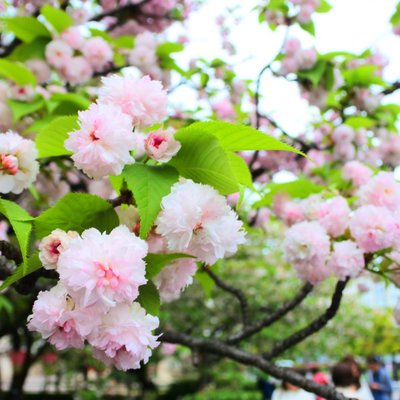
[25,59,51,84]
[212,99,236,120]
[284,38,301,56]
[283,221,331,284]
[0,104,13,132]
[156,180,246,265]
[153,258,197,302]
[98,74,168,128]
[349,205,397,253]
[39,229,79,270]
[82,37,113,72]
[317,196,350,238]
[61,27,85,49]
[342,161,373,187]
[45,40,73,68]
[331,125,355,144]
[144,128,181,162]
[357,172,400,211]
[64,103,136,179]
[59,56,93,85]
[57,226,148,307]
[281,57,300,74]
[27,283,102,350]
[329,240,365,280]
[299,48,317,70]
[0,131,39,194]
[89,302,159,371]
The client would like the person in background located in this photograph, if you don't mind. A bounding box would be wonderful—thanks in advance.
[332,362,374,400]
[308,363,329,400]
[367,356,392,400]
[271,370,314,400]
[342,355,374,400]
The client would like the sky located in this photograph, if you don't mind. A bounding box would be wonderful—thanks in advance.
[170,0,400,134]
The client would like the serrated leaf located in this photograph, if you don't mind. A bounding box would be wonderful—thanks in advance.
[34,193,119,239]
[7,98,45,123]
[40,5,73,33]
[0,59,36,85]
[145,253,196,280]
[123,163,179,239]
[35,116,77,158]
[169,132,239,195]
[255,179,324,207]
[227,152,253,188]
[1,16,50,42]
[137,281,160,315]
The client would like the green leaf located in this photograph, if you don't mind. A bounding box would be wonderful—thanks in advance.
[145,253,196,280]
[175,121,305,156]
[316,0,332,13]
[255,179,324,207]
[0,199,33,271]
[137,281,160,315]
[169,132,239,195]
[1,16,50,42]
[8,37,49,61]
[34,193,119,239]
[298,60,326,88]
[0,252,41,291]
[156,42,184,58]
[300,21,315,36]
[113,35,135,49]
[122,163,179,239]
[227,152,253,188]
[7,97,45,122]
[40,5,73,33]
[35,116,77,158]
[343,65,387,87]
[48,93,91,115]
[195,269,214,298]
[0,59,36,85]
[345,116,376,129]
[0,296,14,316]
[319,51,355,61]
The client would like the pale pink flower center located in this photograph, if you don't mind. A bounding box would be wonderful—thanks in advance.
[0,154,19,175]
[149,135,166,149]
[95,261,120,288]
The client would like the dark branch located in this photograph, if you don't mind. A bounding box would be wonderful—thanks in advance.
[160,330,349,400]
[227,283,313,344]
[382,81,400,95]
[203,266,251,326]
[263,279,348,360]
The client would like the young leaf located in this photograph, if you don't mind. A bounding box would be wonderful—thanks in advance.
[35,115,77,158]
[1,16,50,42]
[195,269,215,298]
[137,281,160,315]
[169,132,240,195]
[7,98,45,123]
[8,37,49,62]
[122,163,179,239]
[227,152,253,189]
[298,60,326,88]
[0,59,36,85]
[34,193,119,239]
[40,5,73,33]
[145,253,196,280]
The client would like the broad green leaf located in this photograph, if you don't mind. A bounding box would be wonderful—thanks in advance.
[137,281,160,315]
[1,16,50,42]
[113,35,135,49]
[298,60,326,88]
[24,115,58,134]
[123,163,179,239]
[175,121,304,156]
[145,253,196,280]
[227,152,253,188]
[48,93,91,115]
[195,269,214,298]
[255,179,324,207]
[0,252,41,291]
[0,296,13,316]
[34,193,119,239]
[156,42,184,58]
[343,65,387,87]
[345,116,376,129]
[35,115,77,158]
[316,0,332,13]
[40,5,73,33]
[319,51,355,61]
[0,59,36,85]
[300,21,315,36]
[8,37,49,61]
[169,132,239,195]
[7,98,45,122]
[0,199,33,271]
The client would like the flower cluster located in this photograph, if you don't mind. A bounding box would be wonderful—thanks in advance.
[281,38,317,74]
[29,226,160,371]
[65,74,169,179]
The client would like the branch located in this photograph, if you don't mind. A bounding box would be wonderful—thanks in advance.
[160,330,349,400]
[263,279,348,360]
[203,266,250,326]
[90,0,151,22]
[227,283,313,344]
[382,81,400,95]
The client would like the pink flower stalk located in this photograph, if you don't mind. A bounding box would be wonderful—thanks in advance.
[98,74,168,128]
[317,196,350,238]
[0,131,39,194]
[82,37,113,72]
[45,40,73,68]
[283,221,331,284]
[64,103,136,179]
[349,205,397,253]
[27,283,102,350]
[357,172,400,211]
[144,128,181,162]
[89,303,159,371]
[57,226,148,307]
[329,240,365,280]
[39,229,79,270]
[156,180,246,265]
[153,258,197,302]
[342,161,373,187]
